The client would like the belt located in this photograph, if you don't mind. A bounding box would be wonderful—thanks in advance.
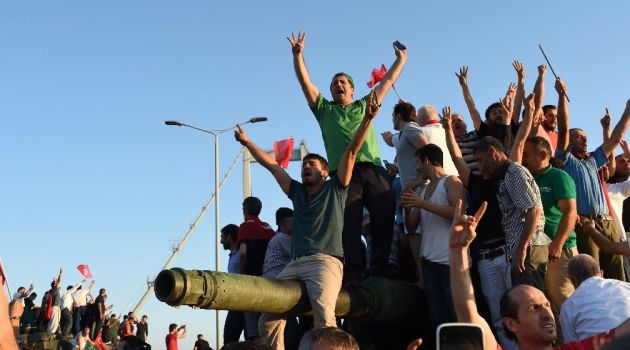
[580,214,613,221]
[292,253,344,263]
[477,246,506,261]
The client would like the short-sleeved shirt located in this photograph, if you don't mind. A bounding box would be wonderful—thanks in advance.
[237,216,275,276]
[136,322,148,341]
[555,147,608,215]
[466,172,505,249]
[311,94,381,171]
[497,162,550,255]
[165,333,178,350]
[288,176,348,258]
[395,121,423,187]
[194,339,212,350]
[535,165,577,249]
[262,231,292,278]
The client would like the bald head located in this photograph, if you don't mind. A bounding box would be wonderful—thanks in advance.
[568,254,601,286]
[417,105,439,126]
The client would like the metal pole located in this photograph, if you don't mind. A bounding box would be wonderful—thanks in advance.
[214,134,222,350]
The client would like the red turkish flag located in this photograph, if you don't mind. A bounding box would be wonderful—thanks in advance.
[274,138,295,169]
[367,64,387,88]
[77,264,93,279]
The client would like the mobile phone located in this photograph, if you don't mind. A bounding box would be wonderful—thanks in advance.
[393,40,406,51]
[383,159,390,166]
[437,323,483,350]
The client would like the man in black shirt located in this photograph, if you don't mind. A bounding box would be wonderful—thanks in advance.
[136,315,149,342]
[193,334,213,350]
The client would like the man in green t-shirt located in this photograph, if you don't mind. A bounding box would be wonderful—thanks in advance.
[522,135,578,310]
[287,31,407,283]
[235,92,381,350]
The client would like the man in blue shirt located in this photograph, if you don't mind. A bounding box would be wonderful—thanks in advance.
[220,224,245,344]
[554,78,630,281]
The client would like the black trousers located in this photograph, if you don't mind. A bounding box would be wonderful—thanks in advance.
[340,163,395,279]
[60,308,73,336]
[224,311,245,344]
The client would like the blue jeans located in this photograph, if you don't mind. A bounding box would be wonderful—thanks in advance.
[422,259,455,328]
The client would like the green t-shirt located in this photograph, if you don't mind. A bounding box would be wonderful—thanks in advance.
[311,94,382,171]
[535,165,577,249]
[288,176,348,258]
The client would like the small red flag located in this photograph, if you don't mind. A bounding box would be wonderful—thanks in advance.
[367,64,387,88]
[77,264,93,279]
[274,138,295,169]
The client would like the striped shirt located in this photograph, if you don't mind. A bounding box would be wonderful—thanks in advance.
[497,162,550,256]
[262,232,292,279]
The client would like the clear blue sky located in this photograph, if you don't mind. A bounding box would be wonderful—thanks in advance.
[2,1,629,349]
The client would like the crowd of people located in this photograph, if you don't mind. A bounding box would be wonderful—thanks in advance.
[6,270,150,350]
[5,30,630,350]
[218,31,630,349]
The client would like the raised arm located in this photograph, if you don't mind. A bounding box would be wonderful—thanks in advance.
[235,125,292,195]
[441,107,471,185]
[555,78,570,152]
[511,61,526,126]
[502,82,517,127]
[56,268,63,288]
[510,92,536,163]
[456,67,483,131]
[288,32,320,108]
[336,91,379,186]
[533,65,546,112]
[449,200,497,350]
[603,100,630,157]
[601,109,616,177]
[373,44,408,104]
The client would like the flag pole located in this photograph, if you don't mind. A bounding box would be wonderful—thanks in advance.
[538,44,570,102]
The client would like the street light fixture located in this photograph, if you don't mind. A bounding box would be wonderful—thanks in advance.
[164,116,267,349]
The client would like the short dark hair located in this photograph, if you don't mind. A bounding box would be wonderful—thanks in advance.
[542,105,557,114]
[67,285,74,291]
[169,323,177,332]
[275,207,293,226]
[298,327,359,350]
[393,101,416,122]
[221,224,239,241]
[484,102,502,120]
[415,143,443,167]
[568,254,600,283]
[473,136,506,155]
[99,288,106,294]
[500,287,521,340]
[331,72,354,88]
[197,334,203,339]
[242,197,262,216]
[303,153,329,172]
[526,136,552,159]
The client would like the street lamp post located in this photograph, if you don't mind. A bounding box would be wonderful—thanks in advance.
[165,117,267,349]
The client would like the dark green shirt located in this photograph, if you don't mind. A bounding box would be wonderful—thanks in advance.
[311,94,381,171]
[535,165,577,249]
[288,176,348,258]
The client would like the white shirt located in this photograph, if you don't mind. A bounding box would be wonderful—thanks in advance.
[72,289,90,307]
[62,283,81,310]
[607,180,630,241]
[559,276,630,342]
[419,176,452,264]
[419,123,459,177]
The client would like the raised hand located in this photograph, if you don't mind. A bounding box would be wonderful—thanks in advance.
[441,106,452,129]
[234,125,249,145]
[498,83,516,118]
[601,108,611,130]
[287,31,306,55]
[449,199,487,249]
[393,42,408,61]
[365,90,380,120]
[381,131,393,145]
[538,64,547,76]
[554,77,567,95]
[512,60,525,83]
[621,139,630,155]
[455,66,469,86]
[524,92,536,111]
